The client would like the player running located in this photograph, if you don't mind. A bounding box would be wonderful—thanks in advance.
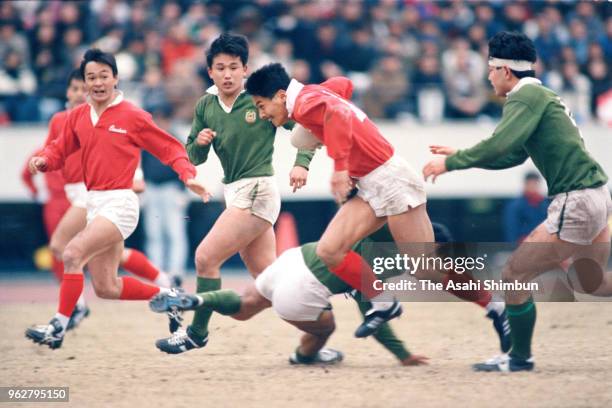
[24,69,175,332]
[150,223,430,366]
[25,49,208,349]
[423,31,611,372]
[245,63,434,337]
[155,34,314,353]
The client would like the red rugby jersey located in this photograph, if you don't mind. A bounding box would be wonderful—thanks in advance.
[41,98,195,190]
[43,110,83,183]
[288,77,394,177]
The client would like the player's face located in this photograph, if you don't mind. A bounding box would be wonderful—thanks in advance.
[84,61,119,105]
[253,91,289,127]
[66,79,86,107]
[208,53,247,97]
[488,65,511,96]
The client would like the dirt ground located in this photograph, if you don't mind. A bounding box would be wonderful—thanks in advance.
[1,279,612,408]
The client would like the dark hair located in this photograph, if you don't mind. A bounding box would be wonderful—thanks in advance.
[488,31,537,79]
[66,68,83,87]
[206,33,249,67]
[245,63,290,98]
[79,48,118,78]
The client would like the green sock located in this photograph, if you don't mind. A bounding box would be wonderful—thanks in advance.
[190,277,221,337]
[507,298,537,360]
[199,290,242,316]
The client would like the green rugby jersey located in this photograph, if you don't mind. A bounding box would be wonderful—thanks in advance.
[186,87,314,184]
[445,78,607,196]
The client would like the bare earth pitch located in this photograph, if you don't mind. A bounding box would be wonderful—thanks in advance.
[2,278,612,408]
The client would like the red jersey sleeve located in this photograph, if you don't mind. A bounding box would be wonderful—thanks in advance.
[320,77,354,100]
[40,110,80,172]
[21,150,41,196]
[295,90,358,171]
[133,113,196,183]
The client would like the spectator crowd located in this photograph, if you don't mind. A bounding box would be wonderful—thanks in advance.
[0,0,610,125]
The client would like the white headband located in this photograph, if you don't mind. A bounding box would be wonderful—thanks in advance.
[488,57,534,72]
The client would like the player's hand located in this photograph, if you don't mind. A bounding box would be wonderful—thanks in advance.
[401,355,429,366]
[289,166,309,192]
[429,145,456,156]
[132,179,146,193]
[422,157,447,184]
[185,178,211,203]
[330,170,351,203]
[28,156,47,174]
[196,129,216,146]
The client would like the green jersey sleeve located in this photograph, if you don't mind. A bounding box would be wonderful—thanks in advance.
[294,149,316,170]
[445,100,541,171]
[478,148,529,170]
[186,96,212,165]
[355,296,410,361]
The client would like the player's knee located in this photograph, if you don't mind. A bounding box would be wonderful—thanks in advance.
[92,281,120,299]
[194,249,218,276]
[62,246,84,270]
[317,311,336,337]
[49,236,65,259]
[315,243,344,267]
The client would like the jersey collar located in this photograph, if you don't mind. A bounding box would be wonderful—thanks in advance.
[206,85,245,113]
[507,77,542,96]
[286,79,304,117]
[89,90,124,126]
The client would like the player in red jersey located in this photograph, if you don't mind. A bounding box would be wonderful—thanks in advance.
[246,64,435,337]
[24,70,176,332]
[25,49,209,349]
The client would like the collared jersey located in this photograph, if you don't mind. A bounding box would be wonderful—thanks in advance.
[41,99,195,190]
[288,77,394,177]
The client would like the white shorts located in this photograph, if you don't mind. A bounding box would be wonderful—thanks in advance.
[357,154,427,217]
[64,182,88,209]
[255,248,333,322]
[86,189,140,240]
[223,176,281,225]
[544,184,612,245]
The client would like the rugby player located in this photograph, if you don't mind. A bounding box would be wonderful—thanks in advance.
[423,32,611,372]
[25,49,208,349]
[155,33,314,354]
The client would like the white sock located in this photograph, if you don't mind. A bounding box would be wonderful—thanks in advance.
[158,287,172,295]
[54,313,71,333]
[485,300,505,315]
[369,294,394,311]
[155,272,171,288]
[76,293,87,309]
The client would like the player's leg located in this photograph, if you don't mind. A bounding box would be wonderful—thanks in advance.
[316,196,386,297]
[285,311,342,365]
[25,216,124,348]
[48,206,87,262]
[120,248,171,288]
[474,223,577,372]
[190,207,270,340]
[567,225,612,296]
[239,226,276,278]
[152,278,273,354]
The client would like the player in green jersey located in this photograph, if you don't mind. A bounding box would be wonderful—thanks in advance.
[423,31,612,372]
[149,223,430,366]
[155,34,315,354]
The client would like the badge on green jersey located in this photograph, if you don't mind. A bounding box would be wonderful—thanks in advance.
[245,110,257,124]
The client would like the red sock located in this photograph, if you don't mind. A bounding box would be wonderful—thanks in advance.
[121,249,160,282]
[119,276,160,300]
[58,274,84,317]
[51,256,64,283]
[443,272,492,307]
[331,251,382,300]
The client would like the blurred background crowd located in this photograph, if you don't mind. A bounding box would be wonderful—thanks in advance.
[0,0,610,126]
